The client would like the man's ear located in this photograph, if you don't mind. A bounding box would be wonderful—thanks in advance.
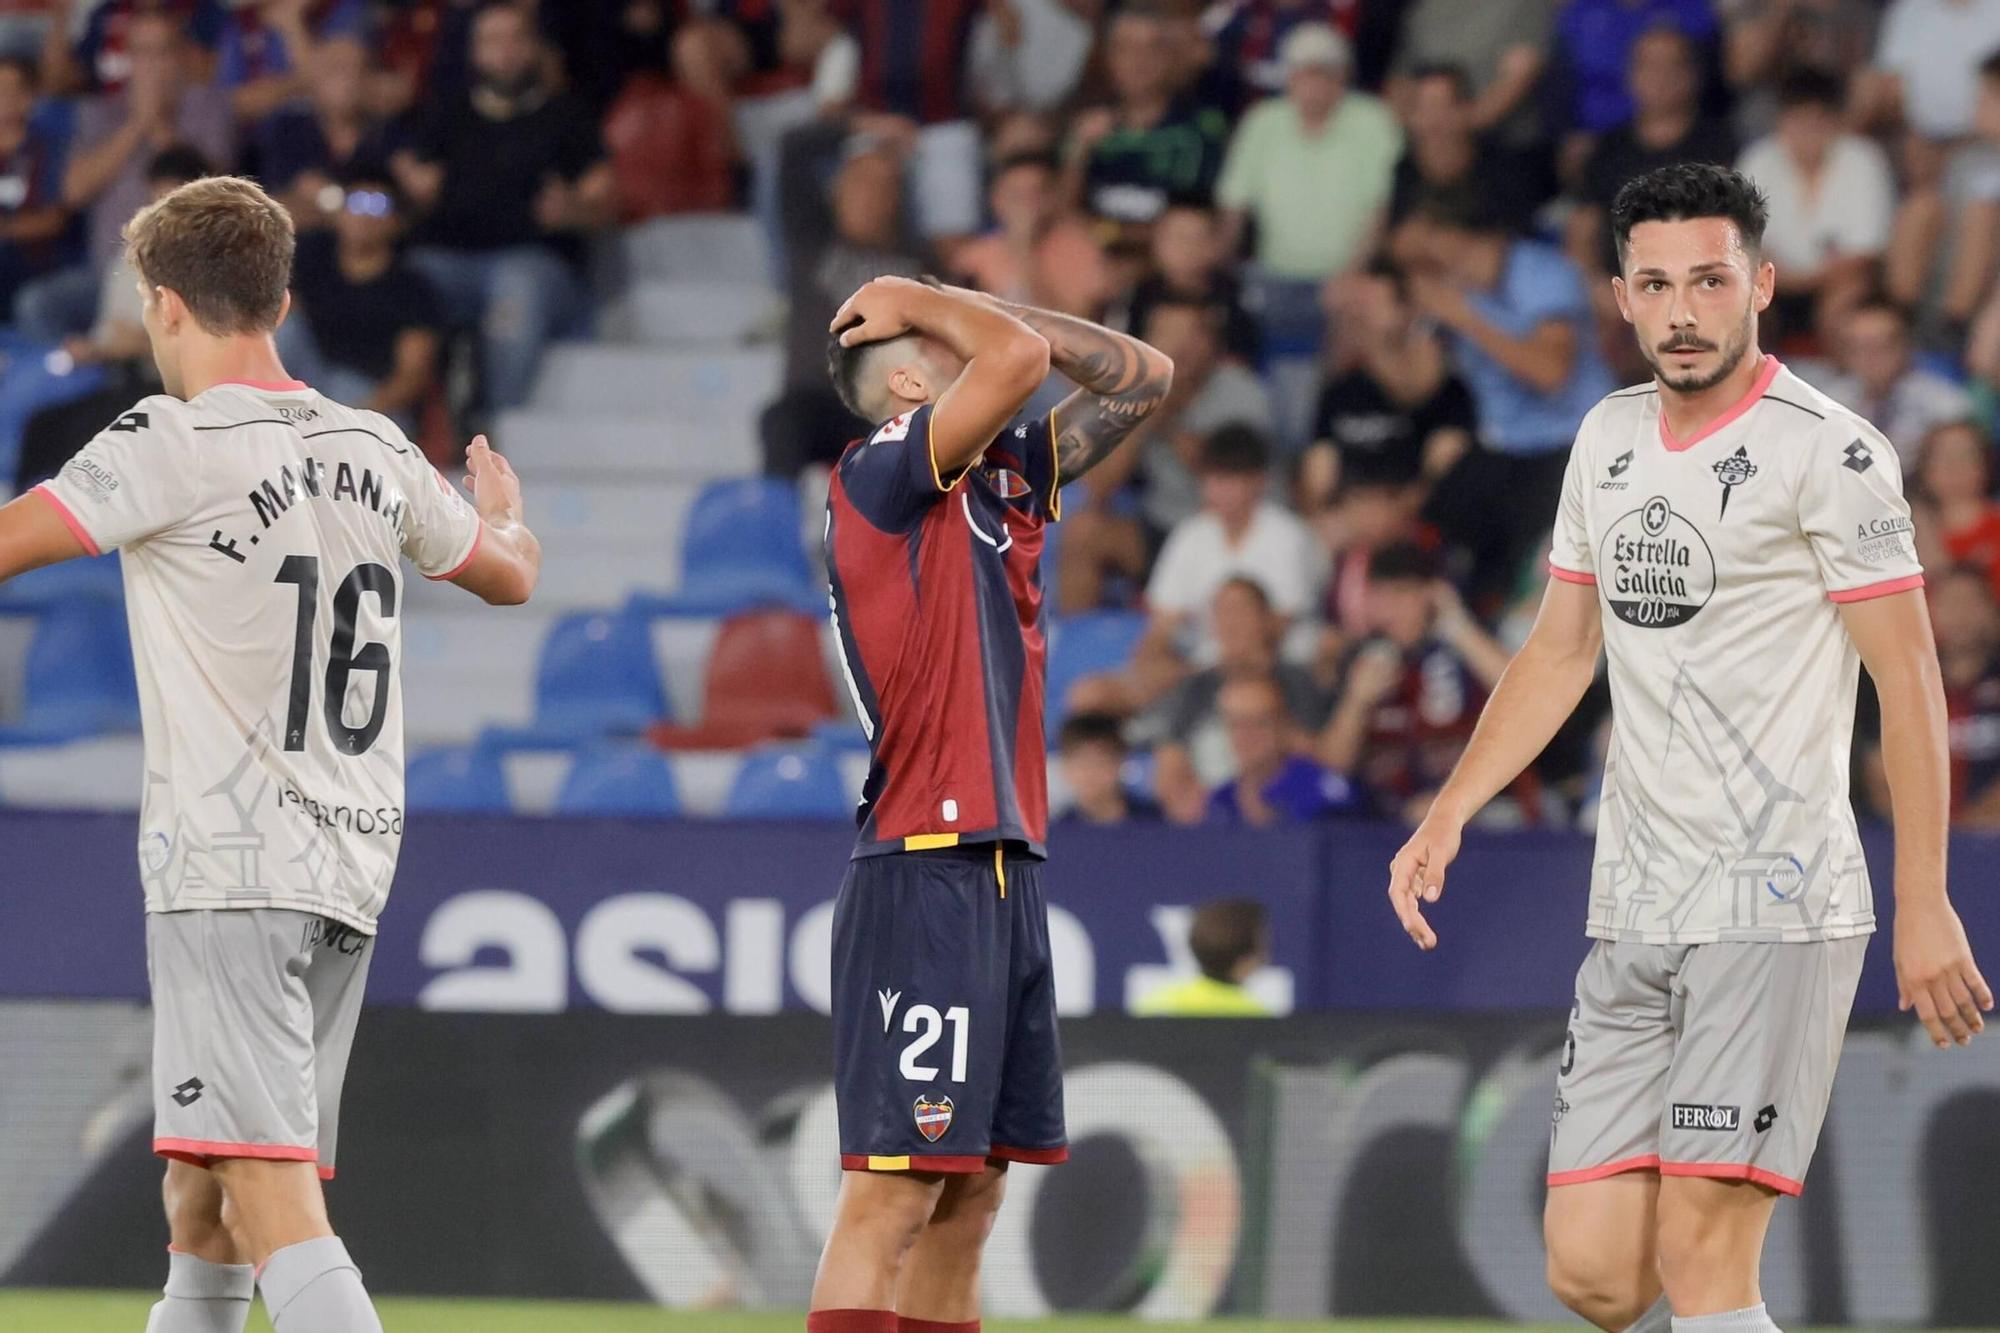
[276,287,292,329]
[1753,258,1775,313]
[887,362,925,403]
[155,284,188,332]
[1610,274,1632,325]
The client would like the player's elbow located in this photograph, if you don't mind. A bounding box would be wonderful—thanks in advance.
[994,329,1052,395]
[1140,343,1175,406]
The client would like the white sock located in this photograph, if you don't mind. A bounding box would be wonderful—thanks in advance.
[1624,1294,1673,1332]
[145,1248,254,1333]
[257,1235,383,1333]
[1672,1303,1781,1331]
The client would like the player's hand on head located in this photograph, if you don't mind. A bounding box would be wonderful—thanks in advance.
[1893,897,1994,1048]
[461,435,522,524]
[831,275,925,346]
[1387,809,1462,951]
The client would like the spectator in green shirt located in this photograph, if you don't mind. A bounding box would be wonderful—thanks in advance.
[1134,898,1277,1017]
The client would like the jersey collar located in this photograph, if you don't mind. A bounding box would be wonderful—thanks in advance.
[1657,354,1780,453]
[215,377,310,392]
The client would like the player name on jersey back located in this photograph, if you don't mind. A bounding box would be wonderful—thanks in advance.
[36,382,481,933]
[1549,357,1919,945]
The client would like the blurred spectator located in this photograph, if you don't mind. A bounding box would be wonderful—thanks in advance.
[216,0,370,125]
[953,150,1108,317]
[1861,564,2000,825]
[1856,0,2000,141]
[1055,711,1163,826]
[1144,575,1331,823]
[762,138,923,478]
[391,1,613,416]
[1131,897,1275,1016]
[1551,1,1719,141]
[1387,0,1552,154]
[1301,472,1422,645]
[1068,5,1228,237]
[1736,68,1891,347]
[42,0,225,96]
[1217,23,1401,310]
[1307,259,1475,495]
[1719,0,1878,141]
[1386,62,1539,250]
[0,54,68,316]
[1316,542,1510,822]
[1115,201,1259,364]
[1813,300,1970,461]
[1404,194,1614,597]
[969,0,1096,115]
[1055,296,1271,611]
[276,170,441,429]
[9,144,205,491]
[1914,420,2000,602]
[1567,26,1736,280]
[839,0,983,246]
[1890,51,2000,346]
[257,34,401,231]
[18,11,232,342]
[1204,0,1388,106]
[1144,424,1326,664]
[1205,672,1362,827]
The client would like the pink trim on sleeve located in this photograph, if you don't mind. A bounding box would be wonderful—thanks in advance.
[1548,562,1597,586]
[425,523,483,582]
[31,484,102,557]
[1828,573,1925,604]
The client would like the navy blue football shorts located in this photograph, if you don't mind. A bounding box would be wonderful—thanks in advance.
[831,841,1068,1173]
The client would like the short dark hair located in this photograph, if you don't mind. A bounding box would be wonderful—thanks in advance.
[1215,575,1274,611]
[1609,162,1768,262]
[1142,293,1226,341]
[1369,541,1437,584]
[0,54,36,90]
[125,175,292,335]
[1406,61,1472,101]
[1848,296,1912,332]
[827,319,884,421]
[991,150,1058,184]
[1410,187,1511,238]
[1199,422,1271,475]
[1188,898,1267,983]
[1776,67,1844,112]
[1058,711,1126,753]
[146,145,212,188]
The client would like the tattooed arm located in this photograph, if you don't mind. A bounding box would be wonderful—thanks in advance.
[944,286,1174,486]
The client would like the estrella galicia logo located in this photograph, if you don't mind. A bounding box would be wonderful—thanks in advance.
[1712,444,1757,518]
[1599,496,1717,628]
[1754,1104,1779,1134]
[1671,1103,1740,1132]
[172,1077,205,1107]
[1844,439,1874,474]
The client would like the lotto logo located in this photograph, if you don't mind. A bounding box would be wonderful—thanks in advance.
[172,1077,205,1107]
[1671,1103,1740,1131]
[1843,439,1874,474]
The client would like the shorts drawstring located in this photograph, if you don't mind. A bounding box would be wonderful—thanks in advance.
[994,843,1006,899]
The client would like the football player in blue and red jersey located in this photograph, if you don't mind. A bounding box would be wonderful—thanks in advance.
[809,275,1171,1333]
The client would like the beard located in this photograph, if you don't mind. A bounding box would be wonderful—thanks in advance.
[1639,305,1756,394]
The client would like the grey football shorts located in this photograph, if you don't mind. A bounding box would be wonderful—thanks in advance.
[147,908,374,1179]
[1547,936,1867,1196]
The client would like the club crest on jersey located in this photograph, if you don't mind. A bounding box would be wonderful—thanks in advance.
[1711,445,1757,518]
[913,1094,954,1143]
[982,466,1031,499]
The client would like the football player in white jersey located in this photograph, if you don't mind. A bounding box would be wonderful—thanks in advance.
[1387,163,1990,1333]
[0,178,540,1332]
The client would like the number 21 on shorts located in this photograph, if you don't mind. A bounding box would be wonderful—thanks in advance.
[899,1003,969,1083]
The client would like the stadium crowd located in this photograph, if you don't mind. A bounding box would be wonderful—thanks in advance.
[6,0,2000,832]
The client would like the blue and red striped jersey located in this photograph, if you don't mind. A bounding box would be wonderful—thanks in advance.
[826,403,1061,859]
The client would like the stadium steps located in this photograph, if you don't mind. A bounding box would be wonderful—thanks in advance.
[0,736,142,808]
[493,408,761,483]
[599,279,783,347]
[616,213,771,285]
[400,606,561,746]
[529,344,783,415]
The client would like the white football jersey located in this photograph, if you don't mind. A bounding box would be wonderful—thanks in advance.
[1549,356,1921,945]
[37,381,481,934]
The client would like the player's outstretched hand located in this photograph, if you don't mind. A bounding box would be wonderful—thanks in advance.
[462,435,523,525]
[1894,897,1994,1049]
[831,275,926,346]
[1387,808,1463,951]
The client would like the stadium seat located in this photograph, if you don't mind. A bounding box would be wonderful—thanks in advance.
[0,553,123,611]
[722,743,853,819]
[556,743,682,816]
[0,601,139,744]
[632,478,821,616]
[482,610,668,745]
[404,745,511,813]
[649,609,838,749]
[1044,611,1147,726]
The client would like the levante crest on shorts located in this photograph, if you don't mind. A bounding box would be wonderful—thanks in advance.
[913,1094,954,1142]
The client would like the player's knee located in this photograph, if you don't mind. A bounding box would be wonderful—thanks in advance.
[160,1162,232,1257]
[1546,1239,1653,1330]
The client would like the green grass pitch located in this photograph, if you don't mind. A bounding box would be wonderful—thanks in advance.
[4,1294,1991,1332]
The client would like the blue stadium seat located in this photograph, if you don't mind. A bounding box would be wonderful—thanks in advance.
[485,610,669,745]
[0,601,139,744]
[0,553,124,611]
[723,743,853,819]
[556,743,682,816]
[404,745,511,812]
[1044,611,1147,726]
[630,478,821,616]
